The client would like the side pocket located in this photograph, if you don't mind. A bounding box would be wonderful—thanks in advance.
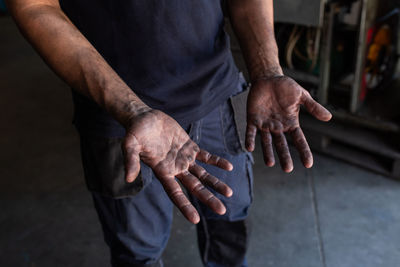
[79,135,148,199]
[229,89,249,153]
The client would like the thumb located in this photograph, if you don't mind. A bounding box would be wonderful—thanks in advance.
[122,136,141,183]
[302,91,332,122]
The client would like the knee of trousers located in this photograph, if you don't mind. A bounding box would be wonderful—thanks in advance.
[91,175,173,266]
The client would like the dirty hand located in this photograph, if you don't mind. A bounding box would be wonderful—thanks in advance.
[123,109,233,224]
[246,76,332,172]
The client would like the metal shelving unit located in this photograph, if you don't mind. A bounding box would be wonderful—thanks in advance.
[228,0,400,178]
[280,0,400,179]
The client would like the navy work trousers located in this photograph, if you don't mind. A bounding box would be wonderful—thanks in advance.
[79,75,253,267]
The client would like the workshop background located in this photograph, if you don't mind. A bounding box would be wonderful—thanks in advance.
[1,0,400,266]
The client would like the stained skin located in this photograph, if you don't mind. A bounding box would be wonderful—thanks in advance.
[246,76,332,173]
[227,0,332,173]
[8,0,333,225]
[123,109,234,224]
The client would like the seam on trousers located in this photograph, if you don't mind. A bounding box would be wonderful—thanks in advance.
[246,155,254,203]
[193,199,211,265]
[201,214,211,265]
[188,123,194,137]
[198,119,203,143]
[191,119,203,143]
[219,104,229,154]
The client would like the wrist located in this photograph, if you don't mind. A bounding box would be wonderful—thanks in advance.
[249,66,284,84]
[122,103,153,128]
[108,94,152,129]
[251,74,286,84]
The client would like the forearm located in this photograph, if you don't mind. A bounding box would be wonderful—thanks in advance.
[228,0,283,82]
[6,0,150,127]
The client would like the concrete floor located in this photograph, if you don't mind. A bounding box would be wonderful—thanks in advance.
[1,15,400,267]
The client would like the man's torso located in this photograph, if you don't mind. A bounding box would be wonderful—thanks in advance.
[61,0,239,136]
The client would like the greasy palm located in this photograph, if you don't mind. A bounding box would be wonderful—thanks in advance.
[123,109,233,224]
[246,76,332,172]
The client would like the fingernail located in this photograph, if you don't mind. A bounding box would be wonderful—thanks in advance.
[192,213,200,224]
[325,113,333,121]
[267,161,275,167]
[284,166,294,173]
[246,144,254,152]
[226,188,233,198]
[228,164,234,171]
[218,206,227,215]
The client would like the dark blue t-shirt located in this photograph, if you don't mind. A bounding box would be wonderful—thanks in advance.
[60,0,239,137]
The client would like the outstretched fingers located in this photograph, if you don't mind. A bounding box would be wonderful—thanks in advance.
[290,127,313,168]
[260,130,275,167]
[273,132,293,173]
[177,171,226,215]
[189,164,233,198]
[196,150,233,171]
[160,177,200,224]
[302,92,332,122]
[245,124,257,152]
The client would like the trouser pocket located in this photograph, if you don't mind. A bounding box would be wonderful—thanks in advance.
[79,135,147,198]
[221,72,250,154]
[229,89,249,153]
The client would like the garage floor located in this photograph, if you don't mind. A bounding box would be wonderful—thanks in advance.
[1,16,400,267]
